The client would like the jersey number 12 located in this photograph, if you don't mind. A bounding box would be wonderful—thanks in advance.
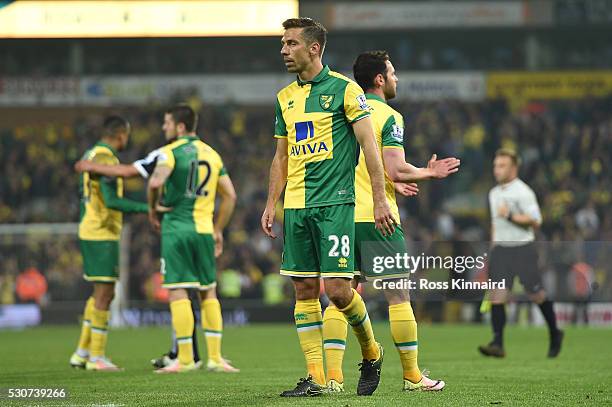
[187,160,211,197]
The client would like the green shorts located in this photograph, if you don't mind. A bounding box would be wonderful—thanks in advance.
[355,222,409,280]
[161,232,216,290]
[80,240,119,283]
[280,204,355,279]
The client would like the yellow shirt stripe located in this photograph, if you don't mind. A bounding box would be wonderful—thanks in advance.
[355,94,403,224]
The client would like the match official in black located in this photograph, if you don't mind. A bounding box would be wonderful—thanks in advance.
[479,149,563,358]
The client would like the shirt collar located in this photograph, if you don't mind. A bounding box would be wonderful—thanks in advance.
[365,93,387,105]
[97,141,117,155]
[179,135,199,141]
[500,177,519,189]
[297,65,330,87]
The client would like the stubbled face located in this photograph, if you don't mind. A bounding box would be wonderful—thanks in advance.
[493,155,517,184]
[162,113,178,141]
[280,28,314,74]
[382,60,398,100]
[116,124,130,151]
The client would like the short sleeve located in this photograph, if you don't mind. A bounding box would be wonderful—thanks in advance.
[488,189,496,217]
[92,151,116,165]
[215,151,228,176]
[344,81,371,123]
[521,189,542,224]
[274,97,287,138]
[381,115,404,149]
[90,151,117,180]
[156,146,175,170]
[132,148,161,179]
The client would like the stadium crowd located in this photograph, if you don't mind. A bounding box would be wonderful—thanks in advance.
[4,36,612,76]
[1,96,610,304]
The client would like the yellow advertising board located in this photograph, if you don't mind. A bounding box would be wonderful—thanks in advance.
[487,72,612,101]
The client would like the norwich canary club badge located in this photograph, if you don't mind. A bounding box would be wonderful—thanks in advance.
[319,94,335,110]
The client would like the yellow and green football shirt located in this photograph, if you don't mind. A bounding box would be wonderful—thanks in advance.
[274,65,371,209]
[156,136,227,234]
[355,93,404,224]
[79,142,123,240]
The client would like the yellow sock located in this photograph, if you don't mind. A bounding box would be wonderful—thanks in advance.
[170,299,194,366]
[76,297,95,356]
[389,302,421,383]
[339,289,379,361]
[202,298,223,364]
[90,307,109,361]
[322,304,347,383]
[294,299,325,385]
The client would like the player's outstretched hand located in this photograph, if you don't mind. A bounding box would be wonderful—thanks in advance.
[427,154,461,179]
[74,160,93,173]
[213,229,223,257]
[261,205,277,238]
[148,209,161,233]
[374,199,396,237]
[395,182,419,197]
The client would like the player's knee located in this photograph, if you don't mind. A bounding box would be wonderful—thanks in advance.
[529,290,546,304]
[95,294,113,310]
[292,278,319,300]
[489,289,508,304]
[200,288,217,301]
[94,283,115,309]
[325,281,352,309]
[103,289,115,305]
[384,287,409,304]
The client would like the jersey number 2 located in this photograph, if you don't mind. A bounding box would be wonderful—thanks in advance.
[187,160,211,197]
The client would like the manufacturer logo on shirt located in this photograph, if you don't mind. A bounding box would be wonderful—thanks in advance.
[356,94,369,111]
[287,100,294,109]
[319,94,335,110]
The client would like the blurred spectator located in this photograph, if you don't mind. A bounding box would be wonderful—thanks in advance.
[568,262,595,325]
[575,200,600,239]
[16,266,47,304]
[143,272,168,303]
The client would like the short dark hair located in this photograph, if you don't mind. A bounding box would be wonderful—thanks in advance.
[282,17,327,55]
[495,148,521,166]
[166,104,197,132]
[353,51,390,92]
[102,115,129,138]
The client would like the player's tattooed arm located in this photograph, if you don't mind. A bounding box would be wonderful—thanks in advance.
[74,160,139,178]
[147,165,172,232]
[261,138,288,239]
[384,150,460,182]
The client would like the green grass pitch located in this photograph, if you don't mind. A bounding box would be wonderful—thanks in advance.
[0,324,610,406]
